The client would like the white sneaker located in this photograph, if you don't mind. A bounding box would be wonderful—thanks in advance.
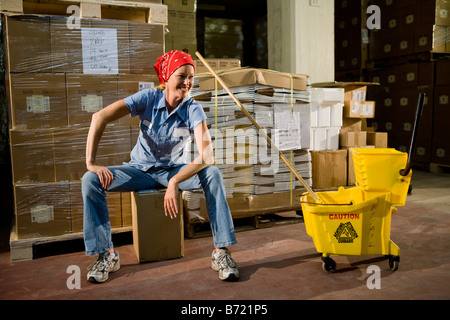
[211,248,239,281]
[87,251,120,283]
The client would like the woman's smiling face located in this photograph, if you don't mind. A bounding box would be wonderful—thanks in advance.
[166,64,195,101]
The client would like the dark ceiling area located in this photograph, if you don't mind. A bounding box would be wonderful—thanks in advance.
[197,0,267,20]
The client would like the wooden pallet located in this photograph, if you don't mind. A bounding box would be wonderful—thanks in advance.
[9,224,132,262]
[1,0,168,24]
[184,211,303,239]
[430,163,450,174]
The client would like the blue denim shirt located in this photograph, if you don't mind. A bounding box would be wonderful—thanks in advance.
[123,88,206,171]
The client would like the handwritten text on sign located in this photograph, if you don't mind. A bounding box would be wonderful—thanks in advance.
[81,28,119,74]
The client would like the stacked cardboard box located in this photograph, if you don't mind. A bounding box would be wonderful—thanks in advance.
[364,0,450,167]
[309,88,344,151]
[311,82,387,187]
[183,68,311,223]
[164,0,197,54]
[368,62,434,164]
[334,0,369,77]
[193,58,241,74]
[3,14,164,239]
[336,1,450,169]
[431,58,450,165]
[368,0,450,60]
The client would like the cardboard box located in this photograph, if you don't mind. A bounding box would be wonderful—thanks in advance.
[436,59,450,85]
[433,109,450,139]
[4,15,52,73]
[193,59,241,74]
[339,131,367,147]
[312,82,378,118]
[198,68,308,91]
[344,101,376,118]
[172,38,197,55]
[14,183,71,239]
[164,0,196,12]
[131,190,184,262]
[121,192,133,227]
[128,21,164,75]
[9,129,55,183]
[432,25,449,53]
[50,16,89,73]
[436,0,450,25]
[53,125,132,181]
[366,132,388,148]
[432,137,450,165]
[66,74,118,126]
[8,73,67,129]
[434,85,450,113]
[117,74,158,126]
[340,118,363,132]
[310,127,340,151]
[310,149,347,189]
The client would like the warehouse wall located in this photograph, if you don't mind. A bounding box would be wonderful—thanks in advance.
[267,0,334,83]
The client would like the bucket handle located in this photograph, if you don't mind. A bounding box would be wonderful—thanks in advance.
[400,92,425,177]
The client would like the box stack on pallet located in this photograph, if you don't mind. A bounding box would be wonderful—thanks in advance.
[334,0,369,81]
[1,1,166,248]
[335,0,450,172]
[164,0,197,54]
[183,68,311,236]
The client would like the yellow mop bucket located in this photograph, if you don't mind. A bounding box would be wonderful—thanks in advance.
[352,148,411,206]
[301,187,399,273]
[301,93,425,273]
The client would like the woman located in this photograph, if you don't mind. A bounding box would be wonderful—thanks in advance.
[82,50,239,283]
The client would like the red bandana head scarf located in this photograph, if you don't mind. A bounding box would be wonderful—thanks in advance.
[154,50,195,85]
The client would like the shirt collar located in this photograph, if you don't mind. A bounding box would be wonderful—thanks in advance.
[156,89,189,122]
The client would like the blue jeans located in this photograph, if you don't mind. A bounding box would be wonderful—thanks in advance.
[82,165,237,256]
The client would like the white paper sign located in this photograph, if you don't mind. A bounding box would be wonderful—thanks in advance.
[273,105,301,151]
[82,28,119,74]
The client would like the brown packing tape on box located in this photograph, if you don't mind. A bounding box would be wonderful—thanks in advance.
[198,68,308,92]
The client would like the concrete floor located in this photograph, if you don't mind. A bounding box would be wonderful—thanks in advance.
[0,169,449,301]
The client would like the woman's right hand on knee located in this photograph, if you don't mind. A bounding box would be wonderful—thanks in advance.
[87,164,114,189]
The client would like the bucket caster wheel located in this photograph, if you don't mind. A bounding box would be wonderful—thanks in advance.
[321,256,336,273]
[388,255,400,271]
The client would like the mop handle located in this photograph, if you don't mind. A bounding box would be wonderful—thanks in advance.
[195,51,320,202]
[400,92,425,177]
